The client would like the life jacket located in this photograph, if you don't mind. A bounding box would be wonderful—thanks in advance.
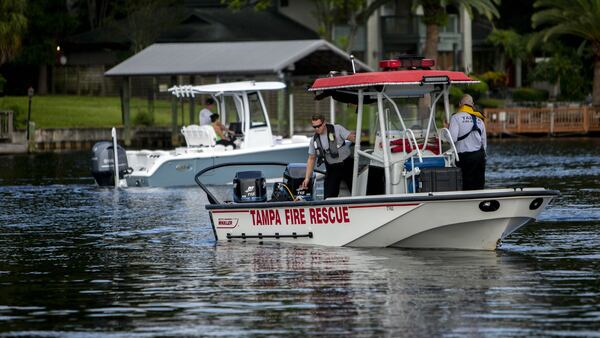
[313,124,349,166]
[456,105,483,143]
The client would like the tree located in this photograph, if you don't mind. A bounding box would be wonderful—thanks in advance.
[16,0,78,94]
[113,0,183,53]
[65,0,114,30]
[416,0,500,62]
[531,0,600,105]
[223,0,394,52]
[0,0,27,65]
[487,29,529,87]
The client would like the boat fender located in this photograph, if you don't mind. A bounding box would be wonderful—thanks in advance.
[529,198,544,210]
[479,200,500,212]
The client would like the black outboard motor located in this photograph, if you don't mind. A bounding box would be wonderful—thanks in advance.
[281,163,315,201]
[233,171,267,203]
[91,141,129,186]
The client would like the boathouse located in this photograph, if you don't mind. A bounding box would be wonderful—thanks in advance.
[104,39,371,145]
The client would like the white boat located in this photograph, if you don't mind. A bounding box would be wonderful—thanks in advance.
[92,81,310,187]
[197,58,559,250]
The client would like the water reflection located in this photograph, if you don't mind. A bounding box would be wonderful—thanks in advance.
[0,139,600,336]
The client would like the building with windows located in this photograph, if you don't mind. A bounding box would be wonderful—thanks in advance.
[276,0,493,73]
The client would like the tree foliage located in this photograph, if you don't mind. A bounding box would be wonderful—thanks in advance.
[531,0,600,54]
[531,0,600,104]
[223,0,394,52]
[415,0,500,61]
[0,0,27,65]
[487,29,528,61]
[114,0,183,53]
[529,43,591,100]
[16,0,79,65]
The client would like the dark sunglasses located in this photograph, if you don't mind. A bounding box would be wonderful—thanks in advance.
[312,122,323,129]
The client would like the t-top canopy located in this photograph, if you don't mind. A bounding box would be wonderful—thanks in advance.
[309,70,478,92]
[169,81,286,98]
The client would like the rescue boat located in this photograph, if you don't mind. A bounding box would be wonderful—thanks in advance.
[198,58,559,250]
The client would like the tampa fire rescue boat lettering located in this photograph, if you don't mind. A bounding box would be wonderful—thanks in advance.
[248,206,351,226]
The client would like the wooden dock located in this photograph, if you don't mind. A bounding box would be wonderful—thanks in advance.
[485,107,600,135]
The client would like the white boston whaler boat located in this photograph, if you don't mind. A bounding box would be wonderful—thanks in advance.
[197,58,559,250]
[91,81,309,187]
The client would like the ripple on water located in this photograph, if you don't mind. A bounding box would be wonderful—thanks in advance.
[1,142,600,336]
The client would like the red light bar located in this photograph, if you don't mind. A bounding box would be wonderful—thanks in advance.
[400,59,421,68]
[379,59,401,70]
[420,59,435,68]
[379,58,436,71]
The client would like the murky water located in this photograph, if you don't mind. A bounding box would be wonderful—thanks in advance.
[1,138,599,337]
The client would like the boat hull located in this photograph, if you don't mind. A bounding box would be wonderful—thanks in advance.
[125,143,309,187]
[207,189,558,250]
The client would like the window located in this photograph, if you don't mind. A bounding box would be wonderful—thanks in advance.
[247,92,267,128]
[222,95,243,124]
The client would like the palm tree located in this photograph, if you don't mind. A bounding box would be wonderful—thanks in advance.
[224,0,395,53]
[487,29,529,87]
[0,0,27,65]
[531,0,600,105]
[416,0,500,64]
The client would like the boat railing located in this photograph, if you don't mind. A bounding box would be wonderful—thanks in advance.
[438,128,460,162]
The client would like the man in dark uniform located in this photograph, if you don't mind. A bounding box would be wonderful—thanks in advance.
[301,113,356,198]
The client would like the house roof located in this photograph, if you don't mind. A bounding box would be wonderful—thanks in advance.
[105,40,372,77]
[65,7,317,49]
[158,8,319,42]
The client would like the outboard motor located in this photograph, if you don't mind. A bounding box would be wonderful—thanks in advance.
[91,141,129,186]
[271,163,315,201]
[233,171,267,203]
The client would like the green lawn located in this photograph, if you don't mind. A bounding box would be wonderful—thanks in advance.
[0,95,196,129]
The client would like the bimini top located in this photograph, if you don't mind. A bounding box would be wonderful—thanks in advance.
[309,70,478,92]
[170,81,286,98]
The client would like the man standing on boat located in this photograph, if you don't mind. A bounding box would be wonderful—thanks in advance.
[199,98,216,126]
[301,113,356,198]
[449,94,487,190]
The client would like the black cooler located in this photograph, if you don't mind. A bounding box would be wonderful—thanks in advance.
[416,167,462,192]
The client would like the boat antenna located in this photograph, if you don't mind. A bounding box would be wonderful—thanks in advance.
[350,54,356,74]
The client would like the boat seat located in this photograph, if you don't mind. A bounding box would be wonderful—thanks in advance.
[181,124,216,147]
[404,156,445,171]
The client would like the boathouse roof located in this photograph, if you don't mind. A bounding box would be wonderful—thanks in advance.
[104,40,372,77]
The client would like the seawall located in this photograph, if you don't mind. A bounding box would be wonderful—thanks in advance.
[0,127,174,154]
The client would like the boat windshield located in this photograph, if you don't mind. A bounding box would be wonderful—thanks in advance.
[247,92,267,128]
[221,95,243,124]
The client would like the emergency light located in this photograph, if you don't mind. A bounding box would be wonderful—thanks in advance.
[379,57,435,71]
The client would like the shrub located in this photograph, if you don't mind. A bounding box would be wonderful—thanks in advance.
[478,98,504,109]
[133,109,154,126]
[449,86,464,106]
[512,87,549,102]
[478,71,508,90]
[462,80,489,101]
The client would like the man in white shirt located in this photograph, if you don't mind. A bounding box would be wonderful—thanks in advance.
[199,98,215,126]
[449,94,487,190]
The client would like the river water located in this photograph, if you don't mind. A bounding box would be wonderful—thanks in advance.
[0,138,599,337]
